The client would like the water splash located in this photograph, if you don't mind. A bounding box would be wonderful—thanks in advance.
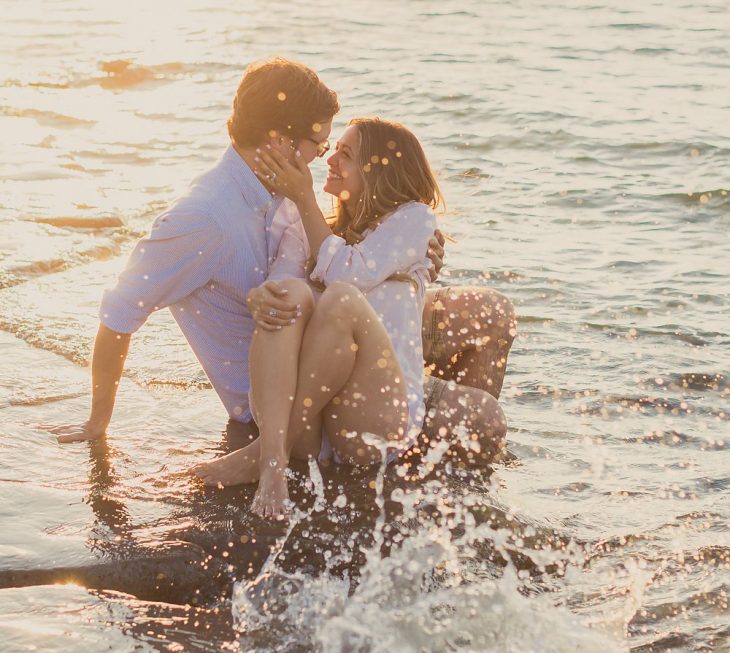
[230,442,624,653]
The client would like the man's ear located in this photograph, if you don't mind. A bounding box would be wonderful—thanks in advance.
[262,129,278,150]
[267,130,293,157]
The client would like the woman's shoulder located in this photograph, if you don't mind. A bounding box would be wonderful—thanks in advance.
[383,200,435,218]
[384,201,437,229]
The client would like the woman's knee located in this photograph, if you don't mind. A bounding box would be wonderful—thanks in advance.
[276,278,316,315]
[316,282,365,321]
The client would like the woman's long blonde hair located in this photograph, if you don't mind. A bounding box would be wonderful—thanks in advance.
[329,117,443,243]
[310,118,442,290]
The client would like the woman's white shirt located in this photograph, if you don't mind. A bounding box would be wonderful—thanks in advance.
[269,200,437,448]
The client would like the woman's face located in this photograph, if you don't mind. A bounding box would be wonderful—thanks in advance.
[323,124,364,208]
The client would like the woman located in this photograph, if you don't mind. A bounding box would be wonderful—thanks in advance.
[192,118,441,518]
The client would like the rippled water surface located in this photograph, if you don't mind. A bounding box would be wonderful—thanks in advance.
[1,1,728,651]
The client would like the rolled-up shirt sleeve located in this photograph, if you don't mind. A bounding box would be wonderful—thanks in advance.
[99,207,224,333]
[309,202,437,293]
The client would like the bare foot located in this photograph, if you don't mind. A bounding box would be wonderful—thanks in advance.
[251,465,291,519]
[189,442,260,487]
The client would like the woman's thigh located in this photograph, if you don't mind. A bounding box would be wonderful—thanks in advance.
[322,300,410,466]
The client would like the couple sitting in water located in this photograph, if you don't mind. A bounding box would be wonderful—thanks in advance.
[49,58,515,518]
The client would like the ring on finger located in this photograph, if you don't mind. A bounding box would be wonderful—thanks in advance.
[269,309,277,317]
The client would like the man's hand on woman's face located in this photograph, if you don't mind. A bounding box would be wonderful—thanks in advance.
[427,229,446,282]
[246,280,302,331]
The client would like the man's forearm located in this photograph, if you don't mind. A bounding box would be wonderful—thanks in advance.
[88,324,131,432]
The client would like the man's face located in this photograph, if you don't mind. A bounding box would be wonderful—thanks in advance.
[295,120,333,165]
[266,120,332,168]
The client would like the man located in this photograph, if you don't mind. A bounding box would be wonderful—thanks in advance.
[48,58,515,472]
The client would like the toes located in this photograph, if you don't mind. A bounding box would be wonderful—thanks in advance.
[189,467,208,480]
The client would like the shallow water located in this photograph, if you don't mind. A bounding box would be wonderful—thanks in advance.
[1,0,729,651]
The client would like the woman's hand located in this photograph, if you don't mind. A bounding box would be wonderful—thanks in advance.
[427,229,446,282]
[246,280,302,331]
[254,146,314,204]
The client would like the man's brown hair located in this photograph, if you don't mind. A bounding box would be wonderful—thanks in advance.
[227,58,339,148]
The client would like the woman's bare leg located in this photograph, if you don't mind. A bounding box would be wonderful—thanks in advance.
[286,282,410,467]
[193,281,408,516]
[190,279,318,492]
[249,281,409,516]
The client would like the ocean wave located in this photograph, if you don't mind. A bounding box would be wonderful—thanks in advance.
[0,319,205,394]
[68,149,155,165]
[653,188,729,208]
[642,372,728,392]
[4,391,86,408]
[142,378,212,391]
[622,430,726,450]
[32,216,124,230]
[582,322,712,347]
[607,22,670,30]
[580,395,729,422]
[15,59,241,92]
[582,395,691,416]
[598,141,730,159]
[445,269,524,283]
[0,324,88,367]
[0,241,122,289]
[0,107,95,128]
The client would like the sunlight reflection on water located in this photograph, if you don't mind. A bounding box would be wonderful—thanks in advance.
[1,0,728,651]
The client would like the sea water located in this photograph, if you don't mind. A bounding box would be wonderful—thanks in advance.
[1,1,728,651]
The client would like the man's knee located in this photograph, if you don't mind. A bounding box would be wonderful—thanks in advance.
[433,286,517,345]
[491,291,517,345]
[437,383,506,435]
[451,385,506,456]
[478,392,507,441]
[466,287,516,344]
